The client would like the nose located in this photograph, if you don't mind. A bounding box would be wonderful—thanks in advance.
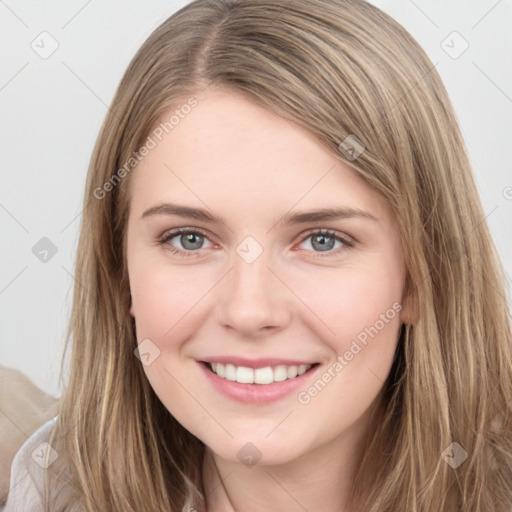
[215,247,292,338]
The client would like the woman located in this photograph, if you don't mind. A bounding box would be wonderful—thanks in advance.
[5,0,512,510]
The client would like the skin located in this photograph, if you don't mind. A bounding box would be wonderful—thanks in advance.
[127,87,413,512]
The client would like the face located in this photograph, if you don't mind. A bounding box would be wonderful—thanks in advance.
[126,88,412,468]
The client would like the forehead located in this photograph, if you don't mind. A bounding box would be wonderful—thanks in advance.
[128,89,389,223]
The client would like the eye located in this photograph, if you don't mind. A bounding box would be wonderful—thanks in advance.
[158,227,354,258]
[296,229,354,256]
[158,227,215,257]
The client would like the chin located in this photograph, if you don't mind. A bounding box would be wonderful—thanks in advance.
[204,436,305,468]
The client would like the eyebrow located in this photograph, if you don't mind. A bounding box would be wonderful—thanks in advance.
[141,202,378,225]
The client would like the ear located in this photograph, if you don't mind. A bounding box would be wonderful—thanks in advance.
[399,294,417,325]
[399,275,418,325]
[129,295,135,318]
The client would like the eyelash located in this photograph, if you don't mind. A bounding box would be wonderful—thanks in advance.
[157,227,355,258]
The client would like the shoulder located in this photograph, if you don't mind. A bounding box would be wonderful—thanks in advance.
[3,416,58,512]
[0,365,59,505]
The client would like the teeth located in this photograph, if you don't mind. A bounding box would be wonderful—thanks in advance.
[287,366,298,378]
[225,364,236,381]
[273,365,288,382]
[208,362,313,384]
[298,364,308,375]
[254,366,273,384]
[216,363,226,378]
[236,366,254,383]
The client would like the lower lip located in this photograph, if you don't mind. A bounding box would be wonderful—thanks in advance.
[198,361,320,404]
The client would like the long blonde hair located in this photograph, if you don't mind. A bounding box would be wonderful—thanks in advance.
[45,0,512,510]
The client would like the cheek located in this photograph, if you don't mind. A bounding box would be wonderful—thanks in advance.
[129,258,206,340]
[291,268,403,430]
[129,262,206,425]
[292,263,404,348]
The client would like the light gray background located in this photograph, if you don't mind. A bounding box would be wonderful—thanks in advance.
[1,0,511,398]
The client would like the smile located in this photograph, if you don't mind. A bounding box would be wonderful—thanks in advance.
[208,362,313,384]
[198,358,320,404]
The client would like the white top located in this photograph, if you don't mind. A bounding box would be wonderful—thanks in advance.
[2,416,59,512]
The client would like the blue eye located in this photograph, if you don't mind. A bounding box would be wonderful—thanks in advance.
[297,229,354,255]
[158,228,354,258]
[159,228,213,257]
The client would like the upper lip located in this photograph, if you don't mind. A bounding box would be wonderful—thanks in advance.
[200,356,318,369]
